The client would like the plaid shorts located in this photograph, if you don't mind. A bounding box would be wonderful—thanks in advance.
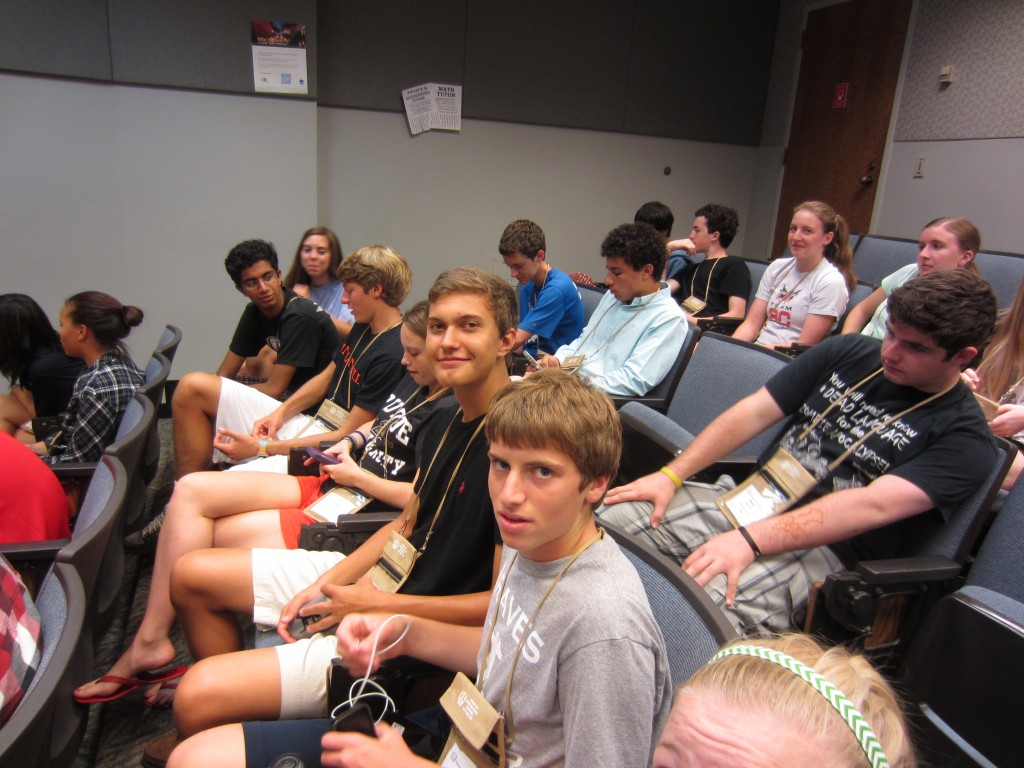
[597,478,842,636]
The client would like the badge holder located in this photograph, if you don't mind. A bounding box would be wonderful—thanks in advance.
[560,354,585,374]
[681,294,708,316]
[716,447,818,528]
[974,392,1000,421]
[303,486,371,522]
[438,672,506,768]
[316,399,349,431]
[366,531,419,593]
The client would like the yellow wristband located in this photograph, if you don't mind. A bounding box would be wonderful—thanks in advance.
[659,466,683,488]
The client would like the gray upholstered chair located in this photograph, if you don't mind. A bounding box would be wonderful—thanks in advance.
[0,561,90,768]
[604,523,736,685]
[898,475,1024,767]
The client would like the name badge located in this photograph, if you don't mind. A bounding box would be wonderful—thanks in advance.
[974,392,1000,421]
[438,672,504,767]
[365,530,418,593]
[681,294,708,316]
[716,447,818,528]
[303,486,371,522]
[560,355,585,374]
[316,398,349,431]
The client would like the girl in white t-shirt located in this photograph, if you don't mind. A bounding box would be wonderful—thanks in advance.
[734,201,855,349]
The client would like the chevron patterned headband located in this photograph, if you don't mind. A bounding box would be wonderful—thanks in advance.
[711,645,890,768]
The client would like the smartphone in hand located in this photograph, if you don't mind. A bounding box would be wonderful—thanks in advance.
[305,446,340,465]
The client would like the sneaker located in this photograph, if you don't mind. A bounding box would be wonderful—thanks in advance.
[124,509,165,553]
[142,732,181,768]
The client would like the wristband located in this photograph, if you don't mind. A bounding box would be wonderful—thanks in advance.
[257,439,270,458]
[352,430,368,448]
[659,465,683,489]
[737,526,762,560]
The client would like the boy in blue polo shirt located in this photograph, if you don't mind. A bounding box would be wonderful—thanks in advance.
[499,219,584,357]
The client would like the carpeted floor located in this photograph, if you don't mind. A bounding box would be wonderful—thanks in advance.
[73,418,190,768]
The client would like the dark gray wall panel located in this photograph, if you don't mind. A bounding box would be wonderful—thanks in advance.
[463,1,634,131]
[317,0,466,111]
[107,0,317,96]
[625,0,778,145]
[0,0,112,80]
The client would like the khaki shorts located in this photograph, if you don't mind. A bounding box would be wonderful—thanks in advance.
[250,547,347,718]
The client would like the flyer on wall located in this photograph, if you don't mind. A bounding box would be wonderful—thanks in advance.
[251,20,308,95]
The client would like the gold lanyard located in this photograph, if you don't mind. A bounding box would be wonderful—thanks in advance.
[398,408,486,553]
[797,367,960,472]
[573,289,659,360]
[329,319,403,406]
[528,271,549,312]
[477,529,605,748]
[358,385,449,471]
[689,257,722,301]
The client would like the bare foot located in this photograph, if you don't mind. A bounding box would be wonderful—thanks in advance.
[74,635,179,701]
[144,680,179,709]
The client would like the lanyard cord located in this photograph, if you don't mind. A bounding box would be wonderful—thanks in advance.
[398,409,486,554]
[477,529,605,747]
[795,367,960,473]
[328,319,403,406]
[357,385,449,470]
[689,257,722,301]
[573,289,659,360]
[528,271,549,312]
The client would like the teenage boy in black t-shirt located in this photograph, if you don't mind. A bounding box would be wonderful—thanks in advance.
[154,268,517,758]
[171,244,408,477]
[669,204,751,323]
[601,270,999,636]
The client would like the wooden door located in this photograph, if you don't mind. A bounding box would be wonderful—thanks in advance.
[770,0,912,260]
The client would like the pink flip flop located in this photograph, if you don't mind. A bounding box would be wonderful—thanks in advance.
[73,665,189,704]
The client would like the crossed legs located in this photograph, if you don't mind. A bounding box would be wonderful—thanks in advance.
[73,471,299,703]
[170,547,343,735]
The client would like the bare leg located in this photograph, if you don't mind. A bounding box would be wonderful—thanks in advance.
[0,387,33,436]
[237,346,277,382]
[171,548,262,660]
[74,473,297,701]
[171,372,224,478]
[167,723,246,768]
[1003,451,1024,491]
[173,649,284,736]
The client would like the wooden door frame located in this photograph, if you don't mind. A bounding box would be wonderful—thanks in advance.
[766,0,918,256]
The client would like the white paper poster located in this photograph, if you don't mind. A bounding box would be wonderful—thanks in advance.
[251,20,308,95]
[402,83,463,135]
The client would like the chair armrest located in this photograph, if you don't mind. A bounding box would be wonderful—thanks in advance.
[50,461,98,479]
[618,405,693,484]
[855,556,962,585]
[0,538,69,561]
[696,316,742,335]
[335,512,400,534]
[691,460,759,484]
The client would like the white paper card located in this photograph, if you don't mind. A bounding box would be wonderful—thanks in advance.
[251,21,308,94]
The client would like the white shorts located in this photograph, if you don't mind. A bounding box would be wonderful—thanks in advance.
[250,547,347,718]
[214,378,330,472]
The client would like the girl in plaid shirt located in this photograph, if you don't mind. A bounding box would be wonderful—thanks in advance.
[37,291,145,464]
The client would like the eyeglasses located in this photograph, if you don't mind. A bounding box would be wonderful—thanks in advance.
[241,271,279,291]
